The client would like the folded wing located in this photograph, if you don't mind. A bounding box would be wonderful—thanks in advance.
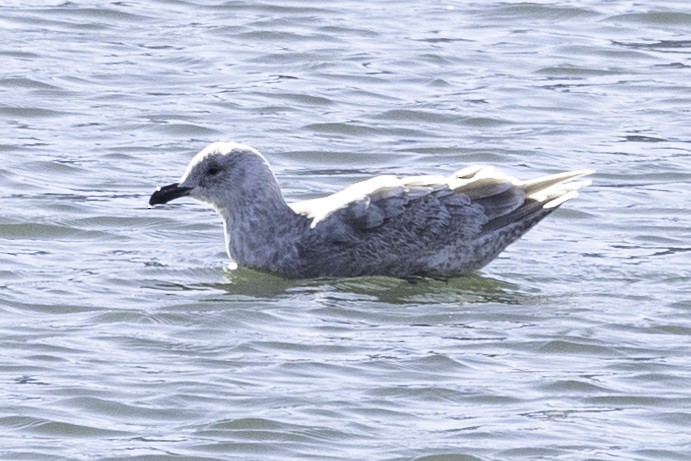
[290,166,593,237]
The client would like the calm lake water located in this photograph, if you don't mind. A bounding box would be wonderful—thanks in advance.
[2,1,690,460]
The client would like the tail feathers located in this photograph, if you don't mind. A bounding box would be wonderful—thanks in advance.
[520,169,593,207]
[481,169,593,234]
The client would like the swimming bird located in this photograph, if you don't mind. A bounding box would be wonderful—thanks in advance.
[149,142,592,278]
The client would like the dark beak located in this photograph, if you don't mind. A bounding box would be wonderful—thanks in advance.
[149,183,194,206]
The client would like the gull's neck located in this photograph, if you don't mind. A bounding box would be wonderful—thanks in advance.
[215,181,303,271]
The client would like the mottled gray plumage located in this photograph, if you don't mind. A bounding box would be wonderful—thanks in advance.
[149,142,592,278]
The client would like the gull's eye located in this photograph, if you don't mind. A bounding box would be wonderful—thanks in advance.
[207,166,221,176]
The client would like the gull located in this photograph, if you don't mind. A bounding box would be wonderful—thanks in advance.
[149,142,592,278]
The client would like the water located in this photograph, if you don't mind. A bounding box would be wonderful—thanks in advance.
[1,1,690,460]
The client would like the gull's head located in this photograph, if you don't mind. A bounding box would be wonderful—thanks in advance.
[149,142,280,210]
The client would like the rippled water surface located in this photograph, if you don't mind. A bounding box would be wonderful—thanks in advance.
[2,1,690,460]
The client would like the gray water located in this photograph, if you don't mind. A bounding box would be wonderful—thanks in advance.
[2,1,690,460]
